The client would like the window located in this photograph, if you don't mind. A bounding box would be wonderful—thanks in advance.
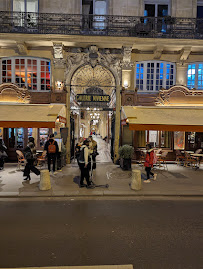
[144,1,170,17]
[135,61,175,92]
[137,130,172,148]
[187,63,203,90]
[0,57,51,91]
[13,0,38,12]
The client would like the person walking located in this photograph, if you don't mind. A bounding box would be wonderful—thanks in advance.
[144,144,157,183]
[0,138,7,170]
[23,137,40,180]
[44,134,59,175]
[78,139,94,188]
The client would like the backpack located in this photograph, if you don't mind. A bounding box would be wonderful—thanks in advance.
[153,151,158,165]
[48,141,56,154]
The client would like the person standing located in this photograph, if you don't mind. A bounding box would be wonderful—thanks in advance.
[0,138,7,170]
[144,144,157,183]
[78,140,93,188]
[88,135,98,170]
[44,134,59,174]
[75,137,84,165]
[23,137,40,180]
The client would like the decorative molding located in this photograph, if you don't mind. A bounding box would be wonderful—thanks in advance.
[16,42,28,55]
[154,45,164,60]
[66,45,122,85]
[53,43,64,59]
[179,46,192,65]
[121,46,134,70]
[0,83,31,103]
[155,85,203,106]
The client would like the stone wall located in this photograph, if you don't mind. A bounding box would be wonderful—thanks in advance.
[171,0,197,18]
[39,0,81,14]
[110,0,143,16]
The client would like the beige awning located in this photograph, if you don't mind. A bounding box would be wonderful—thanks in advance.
[122,106,203,132]
[0,104,66,128]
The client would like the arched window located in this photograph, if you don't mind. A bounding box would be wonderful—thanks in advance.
[0,57,51,91]
[135,61,175,92]
[187,63,203,89]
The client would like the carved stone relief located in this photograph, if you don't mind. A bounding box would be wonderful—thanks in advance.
[0,83,31,103]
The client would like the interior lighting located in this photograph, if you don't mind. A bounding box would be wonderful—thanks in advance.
[124,80,129,89]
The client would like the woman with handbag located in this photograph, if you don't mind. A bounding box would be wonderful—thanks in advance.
[0,138,7,170]
[23,137,40,181]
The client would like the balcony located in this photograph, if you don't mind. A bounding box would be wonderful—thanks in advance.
[0,11,203,39]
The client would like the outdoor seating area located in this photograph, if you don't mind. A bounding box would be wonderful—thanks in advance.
[136,148,203,171]
[176,149,203,169]
[15,150,47,171]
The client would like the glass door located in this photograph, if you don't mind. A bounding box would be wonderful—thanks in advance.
[16,128,24,149]
[94,0,107,29]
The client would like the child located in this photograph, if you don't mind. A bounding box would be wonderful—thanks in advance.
[144,144,157,183]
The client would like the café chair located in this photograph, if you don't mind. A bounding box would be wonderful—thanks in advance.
[175,150,185,165]
[16,150,25,171]
[184,152,198,168]
[157,151,169,170]
[37,151,47,169]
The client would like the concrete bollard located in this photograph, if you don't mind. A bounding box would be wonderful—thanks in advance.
[39,169,51,191]
[131,169,142,191]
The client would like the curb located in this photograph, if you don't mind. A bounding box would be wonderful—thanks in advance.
[0,193,203,199]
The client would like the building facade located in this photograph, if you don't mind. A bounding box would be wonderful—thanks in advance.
[0,0,203,162]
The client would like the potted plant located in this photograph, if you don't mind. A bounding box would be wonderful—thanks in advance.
[118,144,134,170]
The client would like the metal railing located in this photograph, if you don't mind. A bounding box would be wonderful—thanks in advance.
[0,11,203,39]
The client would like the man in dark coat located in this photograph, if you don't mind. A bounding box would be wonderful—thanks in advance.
[44,134,59,174]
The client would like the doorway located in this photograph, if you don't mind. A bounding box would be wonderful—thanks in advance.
[70,63,116,163]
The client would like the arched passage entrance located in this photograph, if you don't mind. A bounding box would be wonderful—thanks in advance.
[65,47,122,164]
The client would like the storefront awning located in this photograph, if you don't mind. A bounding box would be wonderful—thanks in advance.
[122,106,203,132]
[0,104,66,128]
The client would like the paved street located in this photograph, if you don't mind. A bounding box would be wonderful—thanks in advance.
[0,198,202,269]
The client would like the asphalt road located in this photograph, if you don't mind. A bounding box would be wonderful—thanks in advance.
[0,198,202,269]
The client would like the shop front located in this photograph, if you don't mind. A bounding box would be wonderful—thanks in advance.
[0,103,66,160]
[121,86,203,160]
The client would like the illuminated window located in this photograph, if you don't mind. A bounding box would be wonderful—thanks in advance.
[135,61,175,92]
[0,57,51,91]
[187,63,203,89]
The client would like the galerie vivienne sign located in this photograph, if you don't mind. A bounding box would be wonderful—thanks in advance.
[76,94,111,102]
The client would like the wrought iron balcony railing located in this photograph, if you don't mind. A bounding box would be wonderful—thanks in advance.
[0,11,203,39]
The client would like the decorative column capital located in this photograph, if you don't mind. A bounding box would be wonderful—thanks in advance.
[121,46,134,70]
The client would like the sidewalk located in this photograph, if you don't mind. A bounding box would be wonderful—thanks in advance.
[0,162,203,198]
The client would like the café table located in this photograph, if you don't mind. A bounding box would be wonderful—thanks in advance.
[181,151,194,154]
[190,153,203,170]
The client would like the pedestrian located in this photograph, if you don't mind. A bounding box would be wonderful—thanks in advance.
[88,135,98,170]
[0,138,7,170]
[78,139,94,188]
[75,137,84,165]
[23,137,40,180]
[44,134,59,175]
[144,144,157,183]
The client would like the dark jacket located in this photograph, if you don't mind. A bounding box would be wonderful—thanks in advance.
[44,139,59,155]
[24,142,36,160]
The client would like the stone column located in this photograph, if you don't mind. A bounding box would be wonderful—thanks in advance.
[66,85,71,164]
[114,85,122,163]
[176,63,188,86]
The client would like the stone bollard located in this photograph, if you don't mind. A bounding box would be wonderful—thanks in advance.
[131,169,142,191]
[39,169,51,191]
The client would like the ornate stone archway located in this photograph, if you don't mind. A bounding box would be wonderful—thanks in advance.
[65,46,122,163]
